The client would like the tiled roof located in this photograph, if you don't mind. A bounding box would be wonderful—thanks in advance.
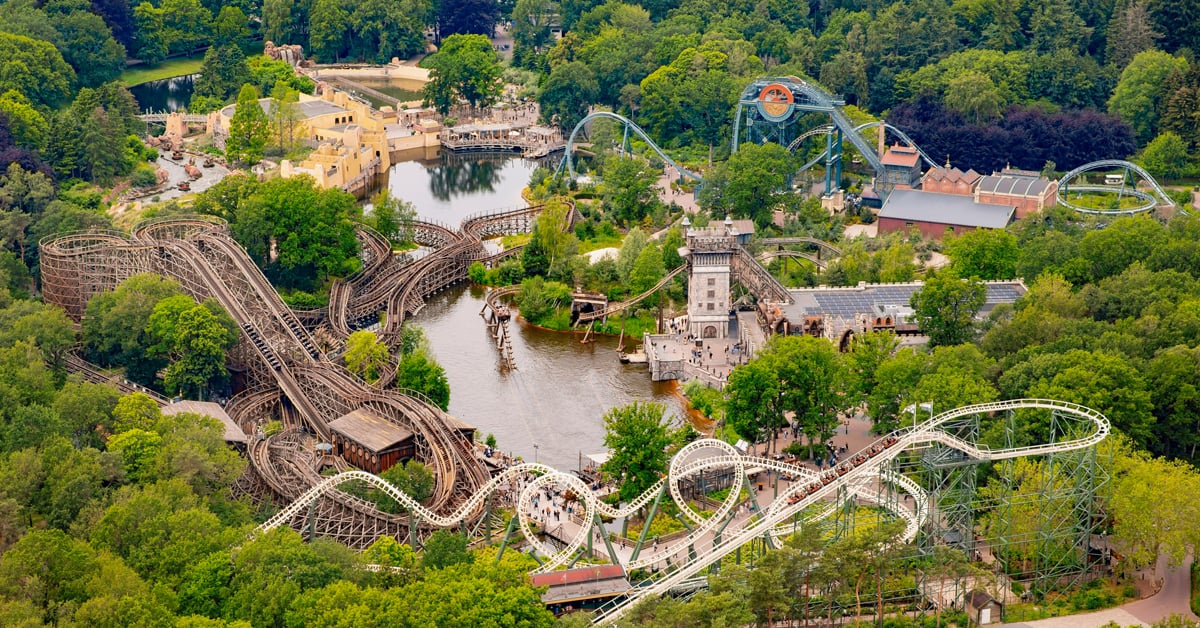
[881,145,920,167]
[924,166,981,185]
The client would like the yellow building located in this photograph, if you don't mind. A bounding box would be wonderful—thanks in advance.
[215,86,440,193]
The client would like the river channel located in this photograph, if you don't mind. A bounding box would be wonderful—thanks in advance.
[397,153,690,470]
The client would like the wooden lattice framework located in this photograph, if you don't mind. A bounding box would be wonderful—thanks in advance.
[39,208,552,548]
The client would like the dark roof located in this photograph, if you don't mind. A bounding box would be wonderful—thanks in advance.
[881,145,920,167]
[966,589,1001,609]
[781,280,1027,322]
[976,172,1052,198]
[163,400,246,444]
[924,166,981,185]
[530,566,631,604]
[880,189,1014,229]
[329,408,413,452]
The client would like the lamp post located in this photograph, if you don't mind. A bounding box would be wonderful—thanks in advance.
[534,443,540,464]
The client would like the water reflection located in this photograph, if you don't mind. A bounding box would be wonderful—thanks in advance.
[415,285,689,470]
[129,74,197,113]
[427,155,507,201]
[385,152,540,224]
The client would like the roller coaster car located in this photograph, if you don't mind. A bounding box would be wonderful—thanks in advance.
[496,306,511,321]
[821,473,836,485]
[867,445,882,458]
[788,493,802,505]
[882,436,898,448]
[836,464,849,476]
[852,454,868,466]
[807,482,822,495]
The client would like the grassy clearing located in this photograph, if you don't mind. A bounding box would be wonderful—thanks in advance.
[120,55,206,86]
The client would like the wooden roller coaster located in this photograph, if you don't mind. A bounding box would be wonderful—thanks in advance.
[39,204,556,549]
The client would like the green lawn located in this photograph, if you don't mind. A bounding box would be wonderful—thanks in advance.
[120,55,206,86]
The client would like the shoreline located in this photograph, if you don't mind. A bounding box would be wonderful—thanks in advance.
[510,310,716,436]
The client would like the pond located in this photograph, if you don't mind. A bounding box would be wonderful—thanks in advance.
[388,153,691,470]
[129,74,196,113]
[384,152,545,225]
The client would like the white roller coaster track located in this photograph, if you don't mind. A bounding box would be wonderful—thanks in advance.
[255,399,1106,624]
[1057,159,1179,215]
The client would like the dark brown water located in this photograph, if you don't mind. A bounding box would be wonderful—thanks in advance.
[414,284,689,471]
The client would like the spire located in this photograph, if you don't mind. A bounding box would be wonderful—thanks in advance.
[945,154,951,168]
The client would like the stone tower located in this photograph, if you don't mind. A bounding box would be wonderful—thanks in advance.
[685,215,737,339]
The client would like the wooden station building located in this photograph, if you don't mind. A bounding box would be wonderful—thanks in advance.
[328,408,415,474]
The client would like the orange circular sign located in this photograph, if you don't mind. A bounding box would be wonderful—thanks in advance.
[758,83,794,118]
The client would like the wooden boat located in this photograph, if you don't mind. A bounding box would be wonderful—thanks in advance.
[177,181,191,191]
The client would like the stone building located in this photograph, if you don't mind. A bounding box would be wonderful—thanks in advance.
[684,216,737,339]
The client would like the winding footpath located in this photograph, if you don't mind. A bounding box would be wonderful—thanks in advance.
[1001,556,1197,627]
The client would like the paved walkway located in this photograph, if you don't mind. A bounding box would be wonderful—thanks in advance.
[1001,556,1197,627]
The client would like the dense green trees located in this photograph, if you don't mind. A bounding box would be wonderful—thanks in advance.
[194,45,252,104]
[423,34,504,114]
[225,85,270,165]
[909,269,987,347]
[599,155,662,227]
[84,273,186,384]
[726,336,845,454]
[344,330,390,383]
[944,228,1019,280]
[0,33,75,109]
[699,142,796,227]
[200,175,361,289]
[394,325,451,410]
[538,62,599,133]
[1109,50,1189,144]
[601,401,677,502]
[82,274,237,397]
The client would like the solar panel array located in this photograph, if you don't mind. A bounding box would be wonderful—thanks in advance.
[802,283,1025,318]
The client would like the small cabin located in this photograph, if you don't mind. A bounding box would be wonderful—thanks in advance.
[328,408,415,474]
[965,589,1003,625]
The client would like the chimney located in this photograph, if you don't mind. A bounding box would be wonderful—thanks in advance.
[878,119,886,159]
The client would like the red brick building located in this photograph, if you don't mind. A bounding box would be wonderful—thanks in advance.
[974,168,1058,219]
[921,166,981,195]
[877,189,1015,239]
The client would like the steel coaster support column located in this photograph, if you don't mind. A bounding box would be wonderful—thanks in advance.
[494,514,521,565]
[631,483,667,562]
[409,510,420,550]
[485,493,493,542]
[305,499,317,542]
[709,507,740,575]
[824,127,835,196]
[833,128,843,191]
[596,512,620,565]
[732,103,745,153]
